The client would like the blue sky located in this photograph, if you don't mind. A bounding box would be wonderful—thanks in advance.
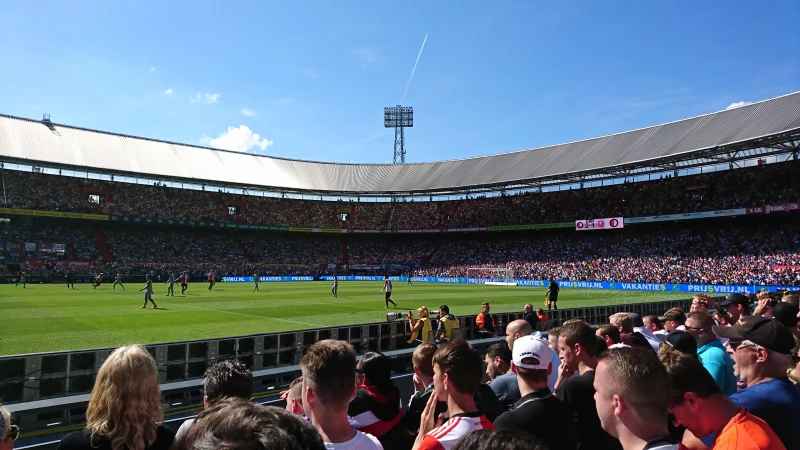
[1,1,798,164]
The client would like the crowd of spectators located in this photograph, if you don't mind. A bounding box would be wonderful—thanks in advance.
[1,227,99,264]
[238,195,341,228]
[4,222,800,286]
[105,183,229,222]
[348,238,388,265]
[420,224,800,286]
[2,170,95,213]
[242,234,342,265]
[352,202,392,229]
[104,230,247,266]
[5,161,798,232]
[389,201,456,230]
[385,239,438,266]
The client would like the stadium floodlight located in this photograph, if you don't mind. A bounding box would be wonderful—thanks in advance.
[384,105,413,164]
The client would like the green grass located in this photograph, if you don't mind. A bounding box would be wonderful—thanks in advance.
[0,281,690,356]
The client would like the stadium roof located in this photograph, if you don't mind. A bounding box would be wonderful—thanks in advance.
[1,92,799,196]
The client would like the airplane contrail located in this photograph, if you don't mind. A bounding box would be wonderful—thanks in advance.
[401,34,428,104]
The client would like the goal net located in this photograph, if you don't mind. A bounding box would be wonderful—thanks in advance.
[465,267,518,286]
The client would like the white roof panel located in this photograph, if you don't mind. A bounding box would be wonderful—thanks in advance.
[1,92,799,194]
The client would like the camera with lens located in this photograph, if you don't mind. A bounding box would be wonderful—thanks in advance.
[387,312,409,322]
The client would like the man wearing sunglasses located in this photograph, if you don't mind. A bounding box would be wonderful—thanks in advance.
[696,316,800,450]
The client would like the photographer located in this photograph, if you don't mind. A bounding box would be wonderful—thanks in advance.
[408,306,434,346]
[436,305,460,343]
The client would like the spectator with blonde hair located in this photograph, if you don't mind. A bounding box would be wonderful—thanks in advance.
[1,404,18,450]
[609,313,652,351]
[57,345,174,450]
[408,307,434,345]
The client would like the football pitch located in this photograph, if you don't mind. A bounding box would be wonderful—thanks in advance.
[0,281,690,356]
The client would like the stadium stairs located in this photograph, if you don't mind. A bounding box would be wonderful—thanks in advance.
[66,246,77,261]
[423,242,443,266]
[384,201,396,229]
[232,233,253,262]
[92,229,114,262]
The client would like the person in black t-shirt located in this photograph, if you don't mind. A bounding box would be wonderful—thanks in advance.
[495,335,577,450]
[545,277,559,311]
[594,348,679,450]
[555,321,622,450]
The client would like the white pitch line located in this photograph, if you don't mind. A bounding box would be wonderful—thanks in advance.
[112,291,321,327]
[171,302,321,327]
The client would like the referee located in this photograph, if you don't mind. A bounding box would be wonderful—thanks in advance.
[545,276,559,311]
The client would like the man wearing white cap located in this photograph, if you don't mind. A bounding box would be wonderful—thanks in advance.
[506,320,564,391]
[494,335,578,450]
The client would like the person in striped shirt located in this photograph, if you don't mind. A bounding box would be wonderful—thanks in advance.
[413,340,493,450]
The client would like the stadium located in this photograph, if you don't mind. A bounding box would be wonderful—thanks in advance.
[2,89,800,449]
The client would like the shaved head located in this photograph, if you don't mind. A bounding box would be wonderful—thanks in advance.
[505,319,533,351]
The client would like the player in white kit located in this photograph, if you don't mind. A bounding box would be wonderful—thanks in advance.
[380,275,397,308]
[113,273,125,290]
[165,272,176,296]
[140,274,157,309]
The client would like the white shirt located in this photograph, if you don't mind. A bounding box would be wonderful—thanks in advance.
[325,430,383,450]
[174,418,194,441]
[634,326,663,352]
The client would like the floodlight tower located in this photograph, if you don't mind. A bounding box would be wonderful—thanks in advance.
[384,105,413,164]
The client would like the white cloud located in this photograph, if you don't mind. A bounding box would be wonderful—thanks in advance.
[241,108,256,117]
[725,101,751,110]
[351,48,379,68]
[200,125,273,153]
[190,92,220,104]
[165,88,173,95]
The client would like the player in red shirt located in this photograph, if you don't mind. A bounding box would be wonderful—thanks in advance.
[92,273,103,290]
[208,270,215,291]
[180,272,189,295]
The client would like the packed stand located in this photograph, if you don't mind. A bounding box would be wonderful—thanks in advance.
[104,230,246,266]
[421,224,800,286]
[4,161,799,232]
[384,238,438,266]
[105,182,229,222]
[348,238,387,265]
[389,200,457,230]
[239,196,341,228]
[443,161,800,228]
[2,170,95,213]
[241,234,342,265]
[352,202,392,229]
[0,226,99,262]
